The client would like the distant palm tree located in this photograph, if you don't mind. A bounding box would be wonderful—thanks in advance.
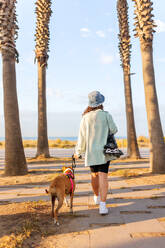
[117,0,140,159]
[0,0,27,175]
[133,0,165,172]
[35,0,52,158]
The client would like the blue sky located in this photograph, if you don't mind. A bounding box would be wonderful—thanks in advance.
[0,0,165,138]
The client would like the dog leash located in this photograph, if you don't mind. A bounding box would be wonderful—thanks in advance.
[71,155,76,179]
[72,155,76,169]
[71,154,82,177]
[72,155,82,168]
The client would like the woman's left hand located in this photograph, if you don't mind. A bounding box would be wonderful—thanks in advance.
[73,154,80,159]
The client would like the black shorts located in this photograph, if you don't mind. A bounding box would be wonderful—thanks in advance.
[90,161,110,174]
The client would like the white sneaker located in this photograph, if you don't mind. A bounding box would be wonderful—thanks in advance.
[99,202,109,215]
[94,195,100,205]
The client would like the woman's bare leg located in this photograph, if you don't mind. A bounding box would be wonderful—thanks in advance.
[98,172,108,202]
[91,172,99,196]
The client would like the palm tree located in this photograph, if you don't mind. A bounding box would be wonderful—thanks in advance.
[35,0,52,158]
[0,0,27,176]
[117,0,140,159]
[133,0,165,173]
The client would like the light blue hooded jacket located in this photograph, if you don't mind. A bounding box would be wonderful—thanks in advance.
[75,109,118,167]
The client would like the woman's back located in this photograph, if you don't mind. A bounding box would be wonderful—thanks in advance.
[79,109,117,166]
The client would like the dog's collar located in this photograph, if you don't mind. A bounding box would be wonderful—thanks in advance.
[64,168,74,179]
[64,168,73,174]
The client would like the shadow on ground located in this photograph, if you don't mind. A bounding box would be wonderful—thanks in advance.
[1,192,165,247]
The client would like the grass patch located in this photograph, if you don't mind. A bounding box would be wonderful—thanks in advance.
[112,158,149,163]
[147,205,165,209]
[120,210,151,214]
[130,232,165,238]
[0,169,60,186]
[89,222,125,227]
[0,201,48,248]
[158,218,165,222]
[0,136,156,149]
[117,136,150,148]
[0,217,40,248]
[0,139,76,149]
[24,139,76,149]
[110,168,149,177]
[26,156,73,164]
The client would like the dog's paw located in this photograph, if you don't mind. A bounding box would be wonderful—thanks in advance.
[64,197,69,207]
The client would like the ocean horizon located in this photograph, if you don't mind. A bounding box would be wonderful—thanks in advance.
[0,136,127,141]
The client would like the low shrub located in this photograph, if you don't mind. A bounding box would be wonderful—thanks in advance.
[55,139,62,144]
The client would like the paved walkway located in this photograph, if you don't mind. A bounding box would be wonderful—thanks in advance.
[0,147,150,163]
[1,160,165,247]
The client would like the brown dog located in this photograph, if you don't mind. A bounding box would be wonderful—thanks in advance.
[46,166,75,225]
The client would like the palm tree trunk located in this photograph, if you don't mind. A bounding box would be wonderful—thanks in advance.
[2,52,27,176]
[124,71,140,159]
[36,62,50,158]
[140,44,165,173]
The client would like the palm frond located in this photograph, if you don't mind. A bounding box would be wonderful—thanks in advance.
[132,0,156,46]
[0,0,19,62]
[117,0,131,72]
[35,0,52,67]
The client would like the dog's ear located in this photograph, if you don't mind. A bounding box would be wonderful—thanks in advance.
[45,189,49,194]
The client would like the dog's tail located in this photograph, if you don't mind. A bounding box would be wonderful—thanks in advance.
[45,185,57,195]
[49,186,56,194]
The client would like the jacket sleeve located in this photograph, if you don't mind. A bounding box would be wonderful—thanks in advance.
[107,113,118,135]
[75,117,86,156]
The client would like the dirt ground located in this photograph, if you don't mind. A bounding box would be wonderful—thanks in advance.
[0,200,86,248]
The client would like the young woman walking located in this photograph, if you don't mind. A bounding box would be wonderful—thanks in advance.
[74,91,118,214]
